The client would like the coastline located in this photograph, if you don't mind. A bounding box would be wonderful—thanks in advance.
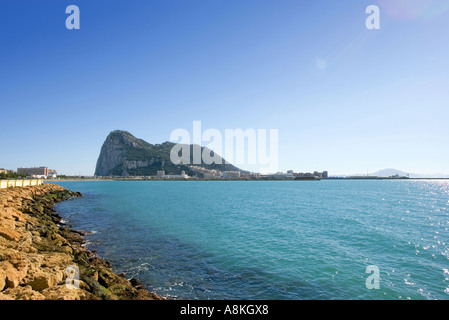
[46,175,449,182]
[0,184,162,300]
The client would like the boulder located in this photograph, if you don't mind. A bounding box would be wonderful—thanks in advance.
[0,261,27,289]
[26,273,51,291]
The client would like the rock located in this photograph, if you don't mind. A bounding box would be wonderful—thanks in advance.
[0,185,161,300]
[0,292,13,300]
[27,273,52,291]
[2,285,46,300]
[0,248,21,261]
[4,272,20,288]
[130,277,145,290]
[0,227,21,242]
[41,284,94,300]
[0,207,26,222]
[0,261,26,289]
[0,268,6,291]
[42,252,72,268]
[94,130,241,177]
[98,271,114,288]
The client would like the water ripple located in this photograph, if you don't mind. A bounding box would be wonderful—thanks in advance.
[54,180,449,300]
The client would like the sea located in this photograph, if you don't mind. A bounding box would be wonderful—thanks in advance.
[51,180,449,300]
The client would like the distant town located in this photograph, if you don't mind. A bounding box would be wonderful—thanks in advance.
[0,166,419,181]
[151,170,329,181]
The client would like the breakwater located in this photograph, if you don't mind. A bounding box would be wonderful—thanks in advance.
[0,184,161,300]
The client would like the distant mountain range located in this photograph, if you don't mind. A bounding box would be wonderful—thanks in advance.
[353,168,449,179]
[94,130,244,177]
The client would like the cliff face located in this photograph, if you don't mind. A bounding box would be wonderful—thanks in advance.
[94,138,126,176]
[94,130,242,177]
[0,184,161,300]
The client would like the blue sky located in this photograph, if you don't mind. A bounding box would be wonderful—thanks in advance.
[1,0,448,176]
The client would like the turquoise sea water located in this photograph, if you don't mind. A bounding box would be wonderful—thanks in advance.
[52,180,449,300]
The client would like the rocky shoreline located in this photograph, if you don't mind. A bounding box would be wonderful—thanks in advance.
[0,184,162,300]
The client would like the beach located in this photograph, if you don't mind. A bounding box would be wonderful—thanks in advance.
[0,184,162,300]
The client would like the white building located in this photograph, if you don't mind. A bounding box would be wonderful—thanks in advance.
[47,169,57,179]
[157,170,189,180]
[222,171,241,179]
[272,172,295,180]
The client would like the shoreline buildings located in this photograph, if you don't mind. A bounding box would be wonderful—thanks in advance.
[17,167,57,179]
[258,170,329,180]
[156,170,189,180]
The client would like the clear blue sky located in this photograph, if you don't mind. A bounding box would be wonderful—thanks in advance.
[1,0,448,176]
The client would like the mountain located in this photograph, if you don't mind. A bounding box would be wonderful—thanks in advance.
[94,130,243,177]
[369,168,449,179]
[370,168,411,177]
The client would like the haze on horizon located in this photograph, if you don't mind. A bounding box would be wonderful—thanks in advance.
[1,1,448,176]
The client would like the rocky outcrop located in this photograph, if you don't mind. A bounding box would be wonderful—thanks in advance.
[94,130,243,177]
[94,130,170,176]
[0,184,162,300]
[94,139,127,176]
